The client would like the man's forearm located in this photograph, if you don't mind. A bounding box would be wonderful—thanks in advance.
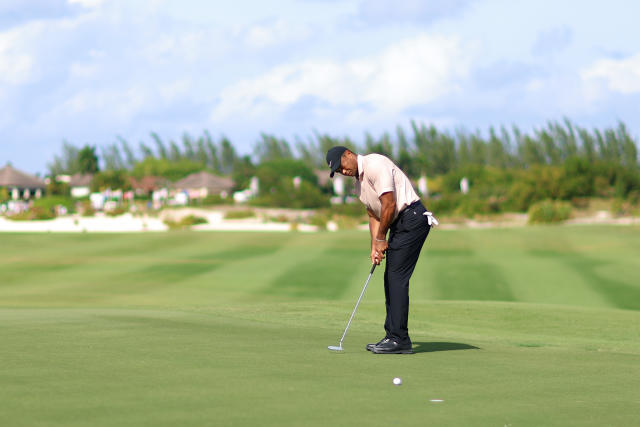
[376,193,395,240]
[368,210,380,245]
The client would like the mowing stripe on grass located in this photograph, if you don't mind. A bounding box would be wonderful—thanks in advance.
[431,249,515,302]
[532,250,640,311]
[264,242,364,300]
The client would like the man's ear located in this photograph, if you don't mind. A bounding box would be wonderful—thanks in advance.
[341,151,350,164]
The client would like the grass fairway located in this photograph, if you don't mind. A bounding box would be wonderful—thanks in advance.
[1,226,640,426]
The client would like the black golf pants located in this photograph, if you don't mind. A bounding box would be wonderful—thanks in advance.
[383,201,430,345]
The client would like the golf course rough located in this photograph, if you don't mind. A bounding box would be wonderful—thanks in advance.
[1,226,639,426]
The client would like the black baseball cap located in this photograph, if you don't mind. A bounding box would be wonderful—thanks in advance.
[326,146,348,178]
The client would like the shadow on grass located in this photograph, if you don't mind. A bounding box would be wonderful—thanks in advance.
[412,342,480,354]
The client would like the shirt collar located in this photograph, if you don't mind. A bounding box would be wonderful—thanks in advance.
[356,155,364,181]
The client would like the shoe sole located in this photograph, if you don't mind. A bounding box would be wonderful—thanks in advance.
[366,340,388,351]
[371,349,413,354]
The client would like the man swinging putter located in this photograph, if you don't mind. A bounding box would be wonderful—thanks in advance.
[326,146,438,354]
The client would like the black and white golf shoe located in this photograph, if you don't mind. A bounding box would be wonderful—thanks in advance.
[366,338,389,352]
[371,339,413,354]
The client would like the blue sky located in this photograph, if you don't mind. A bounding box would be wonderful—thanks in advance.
[2,0,640,174]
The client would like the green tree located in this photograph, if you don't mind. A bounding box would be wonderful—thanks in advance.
[169,140,182,162]
[205,131,221,173]
[101,144,125,171]
[364,131,393,158]
[232,155,256,191]
[254,134,293,163]
[117,137,138,168]
[151,132,168,159]
[182,133,196,161]
[48,141,80,176]
[78,145,100,174]
[196,137,209,166]
[90,170,131,192]
[220,137,237,174]
[139,142,154,159]
[255,158,317,196]
[131,158,203,182]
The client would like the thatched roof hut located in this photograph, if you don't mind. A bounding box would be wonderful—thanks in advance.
[0,165,45,189]
[174,171,234,198]
[129,176,171,195]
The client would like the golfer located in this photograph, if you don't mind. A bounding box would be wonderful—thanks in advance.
[326,146,437,354]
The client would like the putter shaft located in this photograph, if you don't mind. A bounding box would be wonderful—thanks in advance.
[336,263,376,348]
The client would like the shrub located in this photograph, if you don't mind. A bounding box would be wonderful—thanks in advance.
[78,200,95,217]
[255,159,318,191]
[610,198,639,217]
[181,214,207,226]
[224,209,255,219]
[164,214,208,230]
[454,196,504,217]
[425,194,463,214]
[9,206,55,221]
[334,215,360,230]
[250,180,330,209]
[105,207,127,217]
[308,212,329,230]
[33,196,74,215]
[330,202,366,218]
[528,200,572,224]
[269,214,290,223]
[202,194,227,206]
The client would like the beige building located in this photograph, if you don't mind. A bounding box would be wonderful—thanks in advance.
[69,173,93,198]
[0,164,46,200]
[174,171,234,200]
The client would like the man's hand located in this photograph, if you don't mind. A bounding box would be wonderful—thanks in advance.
[370,244,386,265]
[372,239,388,265]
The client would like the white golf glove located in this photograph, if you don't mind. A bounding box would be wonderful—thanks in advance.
[423,211,439,226]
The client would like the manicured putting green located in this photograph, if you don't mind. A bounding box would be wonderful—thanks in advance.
[1,226,639,426]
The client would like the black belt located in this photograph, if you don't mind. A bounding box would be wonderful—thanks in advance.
[400,200,422,216]
[392,200,423,227]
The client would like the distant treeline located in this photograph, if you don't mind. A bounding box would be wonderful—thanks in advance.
[47,118,640,213]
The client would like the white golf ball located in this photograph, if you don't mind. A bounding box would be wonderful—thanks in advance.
[393,377,402,386]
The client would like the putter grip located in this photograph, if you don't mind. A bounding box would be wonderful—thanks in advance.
[370,263,376,274]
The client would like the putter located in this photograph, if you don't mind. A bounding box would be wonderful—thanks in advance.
[328,263,377,351]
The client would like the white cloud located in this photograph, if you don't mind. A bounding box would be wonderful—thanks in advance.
[531,26,572,56]
[581,53,640,95]
[159,79,191,102]
[354,0,472,26]
[211,34,473,121]
[43,85,151,127]
[67,0,104,8]
[0,24,40,85]
[0,13,92,87]
[242,18,312,49]
[69,61,99,78]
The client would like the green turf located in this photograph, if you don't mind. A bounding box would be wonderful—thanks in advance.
[1,226,640,426]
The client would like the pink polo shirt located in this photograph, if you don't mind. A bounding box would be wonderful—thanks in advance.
[355,154,420,221]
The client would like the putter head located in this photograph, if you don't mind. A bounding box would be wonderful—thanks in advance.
[328,345,343,351]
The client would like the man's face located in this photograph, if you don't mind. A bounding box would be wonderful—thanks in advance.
[339,151,358,176]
